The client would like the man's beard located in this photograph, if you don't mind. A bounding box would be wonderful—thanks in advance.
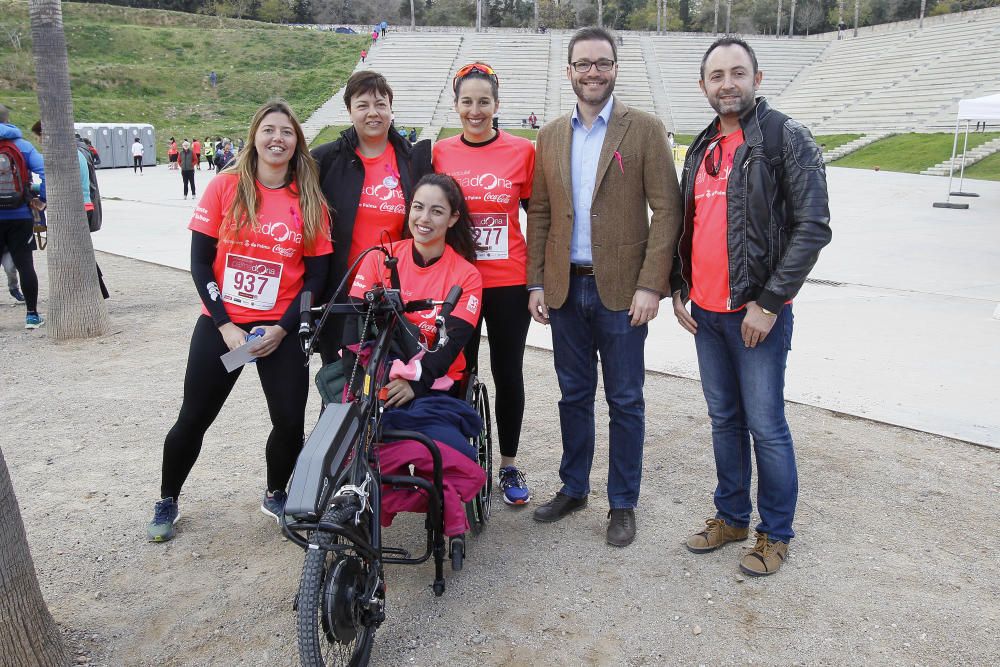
[709,89,755,118]
[572,76,616,108]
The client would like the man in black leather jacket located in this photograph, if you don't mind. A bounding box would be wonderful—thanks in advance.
[670,37,831,577]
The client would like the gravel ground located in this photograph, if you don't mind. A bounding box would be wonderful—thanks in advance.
[2,252,998,666]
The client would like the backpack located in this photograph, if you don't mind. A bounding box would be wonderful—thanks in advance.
[0,139,31,210]
[78,146,102,232]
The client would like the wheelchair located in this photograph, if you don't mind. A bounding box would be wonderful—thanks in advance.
[281,247,494,667]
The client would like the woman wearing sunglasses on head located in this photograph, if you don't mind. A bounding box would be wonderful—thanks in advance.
[311,70,434,364]
[432,62,536,506]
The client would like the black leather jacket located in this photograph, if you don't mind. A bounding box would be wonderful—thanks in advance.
[670,98,831,314]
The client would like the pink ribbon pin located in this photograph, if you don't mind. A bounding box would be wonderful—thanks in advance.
[614,150,624,175]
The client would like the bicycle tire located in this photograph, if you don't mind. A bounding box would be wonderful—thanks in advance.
[297,505,378,667]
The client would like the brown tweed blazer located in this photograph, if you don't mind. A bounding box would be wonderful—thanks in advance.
[526,99,683,311]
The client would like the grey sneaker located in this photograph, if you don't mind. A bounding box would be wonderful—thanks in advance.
[260,489,288,523]
[147,497,180,542]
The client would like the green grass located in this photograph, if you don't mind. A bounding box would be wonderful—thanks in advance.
[963,151,1000,181]
[831,132,1000,173]
[309,125,352,147]
[438,127,538,141]
[815,133,861,152]
[1,1,365,156]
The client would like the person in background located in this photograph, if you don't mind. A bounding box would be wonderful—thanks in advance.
[167,137,178,170]
[0,103,45,328]
[178,140,196,199]
[192,137,202,170]
[131,137,144,174]
[203,136,215,172]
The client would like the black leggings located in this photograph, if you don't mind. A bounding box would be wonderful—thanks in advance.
[160,315,309,499]
[0,221,38,312]
[133,155,142,172]
[181,170,196,197]
[463,284,531,458]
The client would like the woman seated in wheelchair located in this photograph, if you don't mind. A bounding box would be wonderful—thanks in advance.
[344,173,485,537]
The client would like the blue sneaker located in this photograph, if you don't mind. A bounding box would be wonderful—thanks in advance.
[260,489,288,523]
[498,466,531,505]
[25,312,44,329]
[147,497,180,542]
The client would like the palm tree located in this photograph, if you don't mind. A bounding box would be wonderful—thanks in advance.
[854,0,860,37]
[0,445,69,666]
[410,0,415,28]
[777,0,784,36]
[789,0,797,37]
[29,0,109,339]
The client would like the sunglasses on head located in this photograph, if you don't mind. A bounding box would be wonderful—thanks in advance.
[453,63,499,91]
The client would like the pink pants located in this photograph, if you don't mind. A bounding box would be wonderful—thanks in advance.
[378,439,486,537]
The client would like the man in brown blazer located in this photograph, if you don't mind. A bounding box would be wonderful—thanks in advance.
[526,27,683,547]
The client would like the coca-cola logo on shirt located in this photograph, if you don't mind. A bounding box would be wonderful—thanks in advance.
[362,183,405,202]
[483,191,512,204]
[379,201,405,214]
[454,172,513,192]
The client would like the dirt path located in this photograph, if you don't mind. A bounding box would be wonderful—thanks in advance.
[2,252,998,666]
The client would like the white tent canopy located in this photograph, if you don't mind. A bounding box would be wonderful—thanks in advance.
[957,93,1000,121]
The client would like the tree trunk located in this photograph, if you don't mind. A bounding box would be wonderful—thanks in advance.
[410,0,415,28]
[657,0,662,33]
[0,446,69,666]
[534,0,539,31]
[919,0,926,28]
[853,0,860,37]
[777,0,783,36]
[29,0,110,340]
[789,0,796,37]
[713,0,719,34]
[597,0,603,27]
[725,0,731,33]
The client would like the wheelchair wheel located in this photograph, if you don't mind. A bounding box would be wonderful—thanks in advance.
[297,507,379,667]
[464,380,494,535]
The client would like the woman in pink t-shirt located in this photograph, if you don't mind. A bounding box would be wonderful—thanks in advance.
[432,62,536,506]
[146,100,332,543]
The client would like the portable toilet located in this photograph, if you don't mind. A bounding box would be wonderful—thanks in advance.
[92,126,114,167]
[73,124,102,168]
[110,126,130,168]
[138,124,156,166]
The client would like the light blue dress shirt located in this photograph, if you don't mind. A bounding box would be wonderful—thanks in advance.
[569,95,615,265]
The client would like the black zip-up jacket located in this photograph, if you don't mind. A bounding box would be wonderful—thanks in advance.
[311,126,433,302]
[670,98,832,314]
[310,126,432,360]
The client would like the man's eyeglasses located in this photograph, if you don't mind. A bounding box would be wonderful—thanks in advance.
[453,62,499,91]
[704,137,724,177]
[570,59,616,73]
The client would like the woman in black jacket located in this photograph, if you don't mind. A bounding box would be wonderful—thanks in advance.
[311,70,433,363]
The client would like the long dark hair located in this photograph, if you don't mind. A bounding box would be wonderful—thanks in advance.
[403,173,479,263]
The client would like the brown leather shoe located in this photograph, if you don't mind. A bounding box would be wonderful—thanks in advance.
[606,508,636,547]
[685,517,749,553]
[739,532,788,576]
[532,492,587,523]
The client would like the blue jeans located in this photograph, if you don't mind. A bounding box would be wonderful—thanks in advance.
[548,275,647,509]
[692,302,797,543]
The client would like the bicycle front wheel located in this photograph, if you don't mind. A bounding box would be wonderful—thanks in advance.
[297,518,378,666]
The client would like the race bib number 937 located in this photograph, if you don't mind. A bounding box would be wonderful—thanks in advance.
[222,253,283,310]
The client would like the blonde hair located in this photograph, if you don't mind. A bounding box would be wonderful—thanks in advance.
[220,99,328,251]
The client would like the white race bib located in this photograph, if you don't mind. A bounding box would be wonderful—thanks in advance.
[221,253,283,310]
[470,212,509,261]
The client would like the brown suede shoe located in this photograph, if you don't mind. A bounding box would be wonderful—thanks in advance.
[685,517,749,553]
[739,532,788,576]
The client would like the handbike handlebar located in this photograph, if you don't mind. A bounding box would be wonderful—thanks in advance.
[298,284,464,357]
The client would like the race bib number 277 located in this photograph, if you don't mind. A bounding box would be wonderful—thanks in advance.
[221,253,283,310]
[470,212,508,261]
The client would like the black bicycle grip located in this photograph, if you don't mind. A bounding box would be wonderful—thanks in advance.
[440,285,463,318]
[298,291,313,334]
